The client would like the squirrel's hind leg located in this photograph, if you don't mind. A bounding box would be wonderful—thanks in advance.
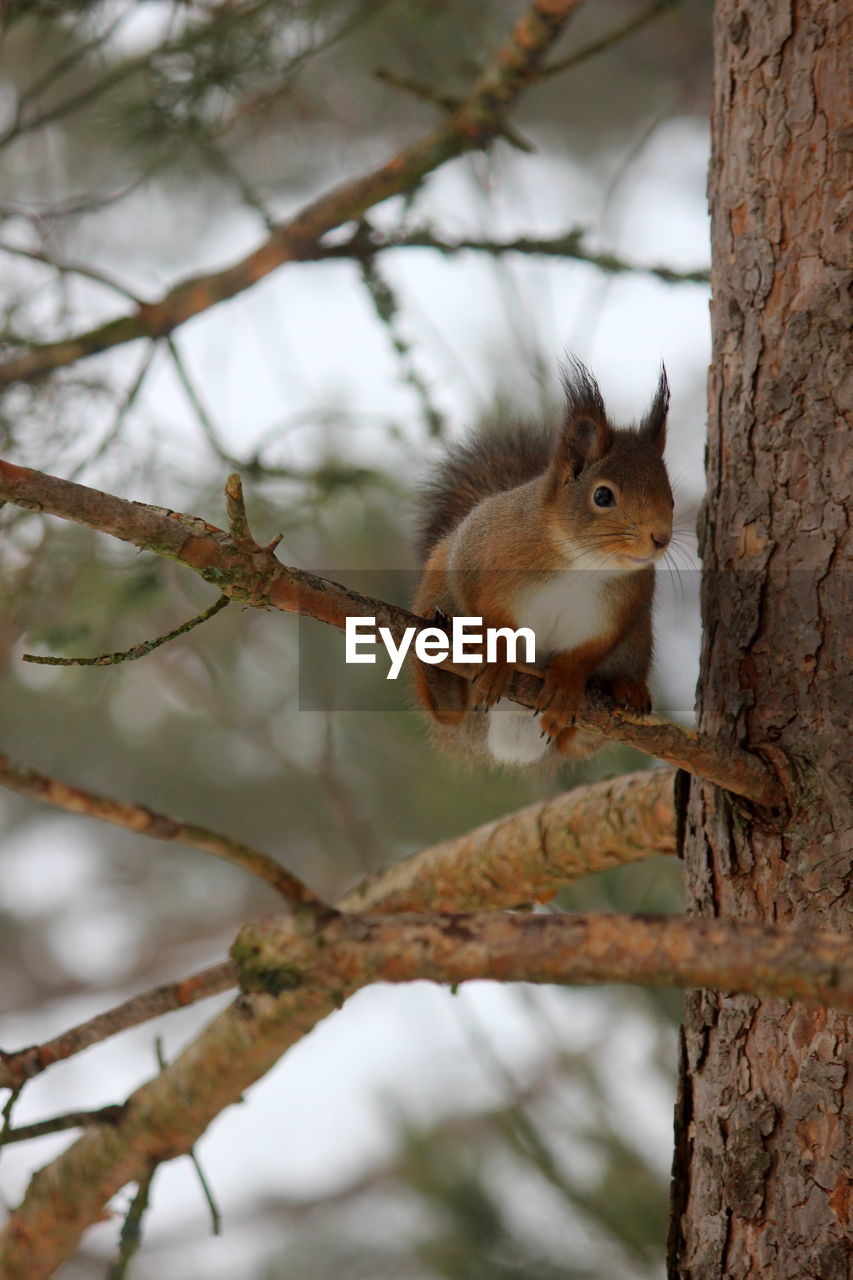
[554,726,601,759]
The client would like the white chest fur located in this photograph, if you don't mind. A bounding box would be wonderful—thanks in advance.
[514,570,624,661]
[485,569,627,766]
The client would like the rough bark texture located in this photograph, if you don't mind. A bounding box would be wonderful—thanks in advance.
[341,768,678,913]
[232,912,853,1010]
[670,3,851,1277]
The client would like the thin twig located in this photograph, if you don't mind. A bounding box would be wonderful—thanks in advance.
[0,168,152,226]
[166,336,241,466]
[0,1085,22,1163]
[68,341,159,482]
[0,1106,124,1147]
[541,0,679,78]
[15,9,130,114]
[0,963,237,1091]
[0,752,333,916]
[356,231,445,437]
[154,1038,222,1235]
[214,0,391,141]
[189,1147,223,1237]
[106,1164,157,1280]
[0,242,141,303]
[321,224,709,285]
[22,594,230,667]
[373,68,460,111]
[199,138,278,234]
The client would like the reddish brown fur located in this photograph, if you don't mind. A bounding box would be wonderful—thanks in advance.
[413,361,673,764]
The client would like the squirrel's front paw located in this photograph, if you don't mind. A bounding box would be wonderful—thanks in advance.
[536,668,584,741]
[472,661,513,709]
[609,675,652,716]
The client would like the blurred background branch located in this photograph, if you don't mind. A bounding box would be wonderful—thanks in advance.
[0,0,585,390]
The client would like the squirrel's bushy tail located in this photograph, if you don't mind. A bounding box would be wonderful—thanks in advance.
[415,421,554,564]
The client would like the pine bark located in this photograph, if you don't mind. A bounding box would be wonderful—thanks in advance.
[670,2,851,1277]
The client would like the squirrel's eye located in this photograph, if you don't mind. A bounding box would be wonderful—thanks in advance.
[593,486,616,508]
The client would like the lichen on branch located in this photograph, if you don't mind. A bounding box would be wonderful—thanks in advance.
[232,910,853,1011]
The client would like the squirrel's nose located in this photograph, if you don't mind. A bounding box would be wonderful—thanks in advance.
[651,531,670,551]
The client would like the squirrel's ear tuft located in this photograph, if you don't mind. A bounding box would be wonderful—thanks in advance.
[641,365,669,455]
[558,357,611,476]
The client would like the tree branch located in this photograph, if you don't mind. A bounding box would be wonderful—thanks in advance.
[0,752,333,918]
[0,768,674,1088]
[0,983,345,1280]
[232,911,853,1011]
[340,767,676,913]
[21,594,231,667]
[0,0,583,390]
[0,1106,125,1147]
[0,904,848,1276]
[0,963,237,1091]
[106,1163,156,1280]
[0,242,142,303]
[154,1037,222,1237]
[540,0,678,78]
[317,224,710,285]
[0,458,789,811]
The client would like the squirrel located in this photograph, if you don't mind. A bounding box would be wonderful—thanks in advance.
[412,358,673,767]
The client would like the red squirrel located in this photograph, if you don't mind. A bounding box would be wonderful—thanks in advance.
[412,358,673,766]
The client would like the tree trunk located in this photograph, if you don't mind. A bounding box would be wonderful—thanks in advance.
[669,2,851,1277]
